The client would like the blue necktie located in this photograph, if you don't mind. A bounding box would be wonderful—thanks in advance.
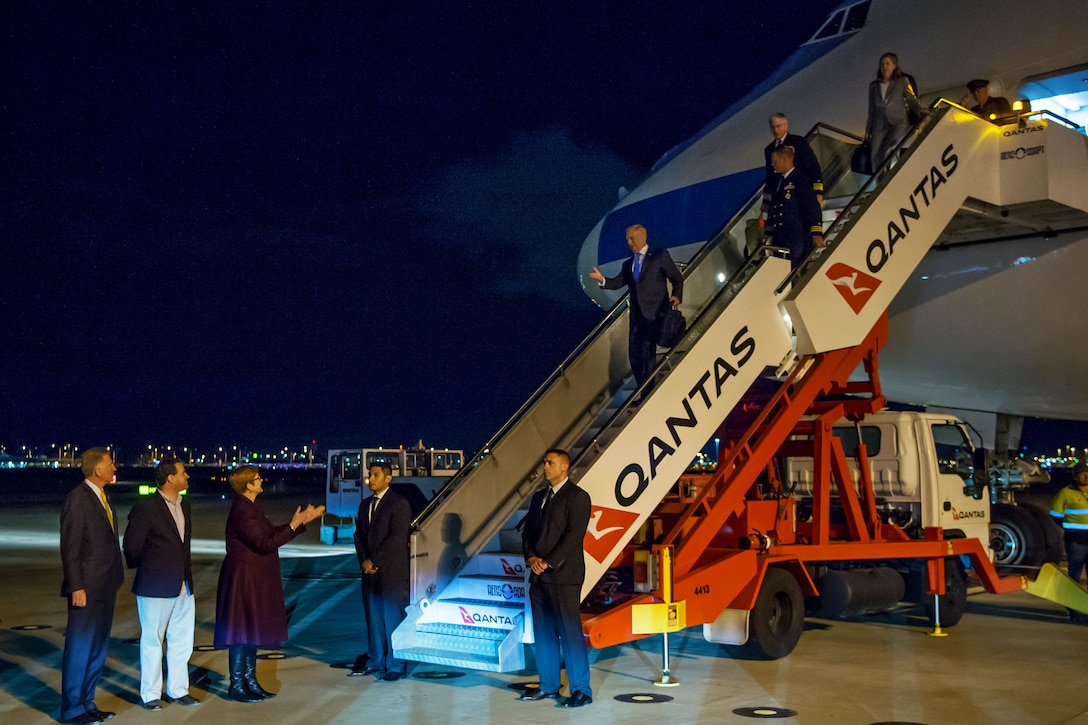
[633,253,642,281]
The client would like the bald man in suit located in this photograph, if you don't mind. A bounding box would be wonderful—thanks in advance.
[60,447,124,725]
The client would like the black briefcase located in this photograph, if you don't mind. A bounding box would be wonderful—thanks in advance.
[657,307,687,348]
[851,141,873,175]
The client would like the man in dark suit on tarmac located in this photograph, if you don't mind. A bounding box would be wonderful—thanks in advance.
[122,459,199,710]
[588,224,683,396]
[60,447,124,725]
[352,461,412,681]
[519,449,593,708]
[766,144,825,269]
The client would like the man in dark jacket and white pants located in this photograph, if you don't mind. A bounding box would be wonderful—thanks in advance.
[123,459,198,709]
[519,449,593,708]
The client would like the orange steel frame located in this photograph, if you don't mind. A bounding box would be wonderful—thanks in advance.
[584,313,1026,649]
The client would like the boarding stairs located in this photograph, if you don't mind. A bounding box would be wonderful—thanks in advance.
[392,103,1088,671]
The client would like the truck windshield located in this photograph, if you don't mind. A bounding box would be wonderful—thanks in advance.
[931,424,973,478]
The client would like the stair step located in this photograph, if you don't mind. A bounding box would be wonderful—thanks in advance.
[397,646,501,670]
[403,631,503,656]
[417,621,508,641]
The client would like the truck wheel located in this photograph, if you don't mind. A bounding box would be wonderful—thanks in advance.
[1021,504,1063,565]
[922,557,967,627]
[990,502,1045,572]
[740,568,805,659]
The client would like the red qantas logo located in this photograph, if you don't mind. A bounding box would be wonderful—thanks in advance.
[499,557,519,576]
[458,606,473,624]
[583,506,640,564]
[826,262,881,314]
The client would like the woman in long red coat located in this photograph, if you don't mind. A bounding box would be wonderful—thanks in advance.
[214,466,323,703]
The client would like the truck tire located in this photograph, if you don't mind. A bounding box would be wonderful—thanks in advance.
[990,502,1046,572]
[1021,504,1063,566]
[922,557,967,627]
[739,568,805,659]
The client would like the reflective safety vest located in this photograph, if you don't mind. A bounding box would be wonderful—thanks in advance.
[1050,486,1088,535]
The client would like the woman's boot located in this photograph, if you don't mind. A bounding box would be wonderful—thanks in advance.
[243,646,276,699]
[228,645,262,703]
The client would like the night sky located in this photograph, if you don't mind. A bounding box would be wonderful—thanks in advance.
[5,2,1080,458]
[3,1,839,454]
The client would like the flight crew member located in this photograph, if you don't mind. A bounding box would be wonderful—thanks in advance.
[765,144,824,269]
[122,459,199,710]
[60,447,124,725]
[352,462,412,680]
[519,449,593,708]
[963,79,1014,122]
[588,224,683,397]
[1050,461,1088,621]
[761,113,824,218]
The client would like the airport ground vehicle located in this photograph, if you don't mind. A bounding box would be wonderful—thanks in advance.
[321,443,462,544]
[786,409,1061,574]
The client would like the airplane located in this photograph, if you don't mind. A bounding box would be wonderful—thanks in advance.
[576,0,1088,449]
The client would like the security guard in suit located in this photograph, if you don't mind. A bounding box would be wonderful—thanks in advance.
[766,144,824,269]
[353,462,412,680]
[519,448,593,708]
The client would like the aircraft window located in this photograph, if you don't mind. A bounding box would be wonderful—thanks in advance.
[842,2,871,33]
[814,9,845,40]
[832,425,882,457]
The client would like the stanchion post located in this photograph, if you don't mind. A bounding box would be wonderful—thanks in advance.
[653,546,680,687]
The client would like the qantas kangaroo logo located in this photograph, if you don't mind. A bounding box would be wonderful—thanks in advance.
[499,557,521,576]
[583,506,640,564]
[826,262,881,314]
[458,606,473,624]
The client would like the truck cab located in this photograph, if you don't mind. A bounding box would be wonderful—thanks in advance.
[785,411,990,548]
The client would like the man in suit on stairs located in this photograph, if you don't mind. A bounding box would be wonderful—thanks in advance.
[589,224,683,397]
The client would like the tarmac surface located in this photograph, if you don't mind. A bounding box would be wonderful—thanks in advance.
[3,492,1088,725]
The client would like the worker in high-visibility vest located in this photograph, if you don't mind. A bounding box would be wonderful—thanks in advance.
[1050,461,1088,622]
